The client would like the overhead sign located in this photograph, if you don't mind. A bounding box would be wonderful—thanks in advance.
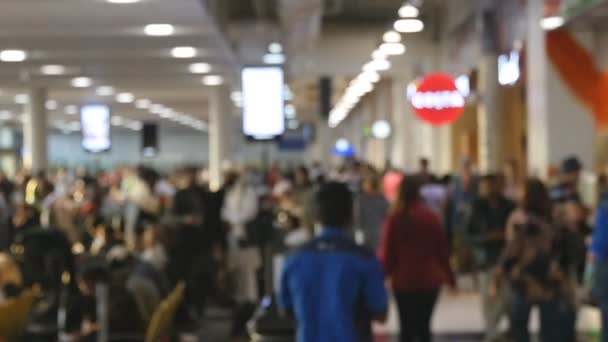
[81,104,111,153]
[242,67,285,140]
[410,73,465,125]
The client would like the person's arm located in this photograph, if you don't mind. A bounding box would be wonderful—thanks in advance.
[432,213,456,288]
[377,213,397,277]
[363,259,389,323]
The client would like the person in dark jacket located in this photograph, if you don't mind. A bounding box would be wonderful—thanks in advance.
[379,176,455,342]
[468,174,515,341]
[592,188,608,342]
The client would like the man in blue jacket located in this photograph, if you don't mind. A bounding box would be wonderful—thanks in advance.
[593,188,608,342]
[279,182,389,342]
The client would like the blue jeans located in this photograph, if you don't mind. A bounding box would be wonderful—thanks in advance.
[593,259,608,342]
[510,292,576,342]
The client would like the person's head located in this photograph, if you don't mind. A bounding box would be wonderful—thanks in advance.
[12,204,39,230]
[419,158,430,173]
[317,182,354,229]
[294,166,311,188]
[521,178,552,219]
[361,176,381,194]
[223,170,240,189]
[142,227,161,249]
[565,201,586,225]
[561,156,583,185]
[479,174,500,198]
[175,167,196,189]
[394,176,423,211]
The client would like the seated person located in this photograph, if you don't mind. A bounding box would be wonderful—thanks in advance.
[140,227,168,272]
[89,218,120,257]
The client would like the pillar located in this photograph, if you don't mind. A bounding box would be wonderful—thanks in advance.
[208,85,232,191]
[526,0,595,177]
[390,75,419,172]
[23,87,48,173]
[477,7,501,173]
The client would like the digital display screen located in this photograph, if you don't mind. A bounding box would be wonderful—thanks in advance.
[81,104,111,153]
[242,67,285,140]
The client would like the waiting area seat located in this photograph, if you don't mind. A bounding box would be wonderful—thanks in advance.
[0,286,40,341]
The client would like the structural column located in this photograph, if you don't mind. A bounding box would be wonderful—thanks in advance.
[23,87,48,173]
[390,75,419,172]
[477,6,501,173]
[208,85,232,191]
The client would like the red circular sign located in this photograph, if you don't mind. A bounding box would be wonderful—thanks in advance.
[410,73,465,125]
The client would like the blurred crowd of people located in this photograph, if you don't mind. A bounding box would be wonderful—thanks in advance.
[0,154,606,342]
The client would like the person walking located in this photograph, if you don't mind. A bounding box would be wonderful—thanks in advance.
[379,177,455,342]
[355,175,389,250]
[592,182,608,342]
[279,182,389,342]
[496,179,576,342]
[468,174,515,342]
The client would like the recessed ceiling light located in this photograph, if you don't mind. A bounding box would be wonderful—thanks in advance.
[202,75,223,86]
[171,46,197,58]
[379,42,406,55]
[145,24,174,36]
[40,64,67,75]
[65,105,78,115]
[14,94,28,104]
[383,30,402,43]
[150,104,165,114]
[0,50,27,62]
[159,108,175,118]
[268,42,283,54]
[116,92,134,103]
[46,100,58,110]
[107,0,140,3]
[398,4,420,18]
[363,59,391,72]
[263,53,285,65]
[394,18,424,33]
[189,63,211,74]
[135,98,151,109]
[96,86,115,96]
[71,77,92,88]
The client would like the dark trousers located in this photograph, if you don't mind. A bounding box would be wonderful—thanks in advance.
[395,288,440,342]
[510,292,576,342]
[593,259,608,342]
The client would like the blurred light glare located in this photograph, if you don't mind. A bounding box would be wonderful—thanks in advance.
[263,53,286,65]
[372,120,392,139]
[96,86,114,96]
[71,77,92,88]
[189,63,211,74]
[116,92,135,103]
[41,65,66,75]
[361,71,380,83]
[268,42,283,54]
[145,24,174,36]
[65,105,78,115]
[202,75,223,86]
[0,50,27,62]
[171,46,197,58]
[46,100,58,110]
[364,59,391,72]
[541,16,564,30]
[135,98,151,109]
[372,49,386,60]
[398,4,420,18]
[14,94,28,104]
[383,30,402,43]
[394,18,425,33]
[380,42,406,55]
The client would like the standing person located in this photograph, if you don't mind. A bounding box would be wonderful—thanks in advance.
[592,182,608,342]
[496,179,576,342]
[221,171,260,336]
[355,175,389,250]
[416,157,433,183]
[279,182,388,342]
[379,177,455,342]
[467,174,515,342]
[503,159,522,202]
[292,166,316,235]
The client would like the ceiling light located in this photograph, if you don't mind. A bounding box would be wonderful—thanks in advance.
[383,30,402,43]
[363,59,391,72]
[107,0,140,3]
[171,46,197,58]
[202,75,223,86]
[95,86,114,97]
[135,98,151,109]
[371,49,386,61]
[263,53,286,65]
[40,65,66,75]
[360,71,380,83]
[0,111,13,120]
[71,77,92,88]
[145,24,174,36]
[159,108,175,118]
[394,18,425,33]
[65,105,78,115]
[116,92,134,103]
[14,94,28,104]
[230,91,242,103]
[398,4,420,18]
[541,16,565,30]
[46,100,58,110]
[0,50,27,62]
[372,120,392,139]
[189,63,211,74]
[111,116,124,126]
[379,42,406,55]
[150,104,165,114]
[268,42,283,54]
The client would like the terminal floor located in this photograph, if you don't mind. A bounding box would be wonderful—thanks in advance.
[199,291,602,342]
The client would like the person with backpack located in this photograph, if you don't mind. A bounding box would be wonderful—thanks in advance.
[279,182,388,342]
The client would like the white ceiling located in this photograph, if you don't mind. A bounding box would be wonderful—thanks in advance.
[0,0,239,132]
